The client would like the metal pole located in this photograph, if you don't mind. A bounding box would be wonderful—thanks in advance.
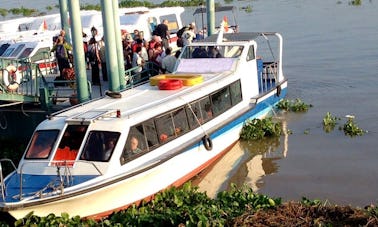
[200,3,205,37]
[59,0,71,44]
[100,0,120,92]
[112,0,126,89]
[206,0,215,36]
[67,0,90,103]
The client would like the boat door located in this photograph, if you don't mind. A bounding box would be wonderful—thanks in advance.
[244,44,261,95]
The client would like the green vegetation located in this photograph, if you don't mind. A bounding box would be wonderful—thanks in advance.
[349,0,362,6]
[341,116,366,137]
[241,5,253,13]
[9,7,38,17]
[322,112,340,133]
[1,0,207,19]
[0,8,8,17]
[321,113,366,136]
[5,184,378,226]
[240,117,282,140]
[45,6,53,11]
[10,183,280,226]
[276,98,312,112]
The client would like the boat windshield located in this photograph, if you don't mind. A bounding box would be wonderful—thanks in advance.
[80,131,120,162]
[52,125,88,165]
[180,45,244,59]
[25,130,59,159]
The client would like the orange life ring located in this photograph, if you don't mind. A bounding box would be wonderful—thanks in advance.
[3,65,21,91]
[158,79,183,90]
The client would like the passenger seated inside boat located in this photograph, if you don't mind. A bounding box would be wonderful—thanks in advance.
[80,131,120,162]
[120,136,142,164]
[104,137,116,161]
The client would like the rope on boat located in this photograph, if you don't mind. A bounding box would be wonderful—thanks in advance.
[185,101,213,151]
[0,101,23,108]
[185,102,209,137]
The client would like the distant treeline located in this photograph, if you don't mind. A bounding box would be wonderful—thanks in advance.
[0,0,205,18]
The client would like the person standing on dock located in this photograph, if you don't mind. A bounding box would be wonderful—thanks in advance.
[88,37,101,86]
[51,36,72,80]
[181,23,196,47]
[153,19,170,50]
[98,36,108,82]
[87,26,101,85]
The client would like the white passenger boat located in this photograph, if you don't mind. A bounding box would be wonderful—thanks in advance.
[0,31,287,221]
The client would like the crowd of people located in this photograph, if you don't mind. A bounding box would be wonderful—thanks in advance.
[52,20,199,86]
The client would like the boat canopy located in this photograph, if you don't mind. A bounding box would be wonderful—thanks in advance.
[192,6,236,15]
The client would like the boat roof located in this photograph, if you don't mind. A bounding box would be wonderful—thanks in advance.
[197,32,278,43]
[193,6,236,15]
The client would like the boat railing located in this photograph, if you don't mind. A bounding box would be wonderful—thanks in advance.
[0,158,17,201]
[125,61,160,88]
[259,61,278,93]
[0,51,59,104]
[17,160,103,200]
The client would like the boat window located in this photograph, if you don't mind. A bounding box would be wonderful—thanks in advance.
[230,80,242,105]
[172,107,189,136]
[148,17,157,32]
[222,46,243,58]
[155,113,175,143]
[1,47,14,57]
[0,43,10,56]
[246,45,255,61]
[186,101,201,129]
[199,97,213,123]
[25,130,59,159]
[120,125,147,165]
[81,131,120,162]
[160,14,179,32]
[143,119,159,149]
[53,125,88,165]
[10,44,25,58]
[20,47,35,59]
[123,80,242,155]
[18,23,32,31]
[211,87,232,116]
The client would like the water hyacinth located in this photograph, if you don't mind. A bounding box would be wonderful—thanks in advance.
[240,117,281,140]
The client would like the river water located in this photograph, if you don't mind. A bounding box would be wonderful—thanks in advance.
[2,0,378,207]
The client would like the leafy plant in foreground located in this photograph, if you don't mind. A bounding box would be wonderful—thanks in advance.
[322,112,340,133]
[340,116,365,137]
[240,117,282,140]
[276,98,312,112]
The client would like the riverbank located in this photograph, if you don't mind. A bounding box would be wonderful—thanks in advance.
[4,183,377,226]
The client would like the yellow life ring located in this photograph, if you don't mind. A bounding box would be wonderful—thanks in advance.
[3,65,21,91]
[150,74,203,86]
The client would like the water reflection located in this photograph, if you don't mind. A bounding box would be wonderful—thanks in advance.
[193,120,289,197]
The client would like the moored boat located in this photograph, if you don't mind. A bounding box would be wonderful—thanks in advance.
[0,31,287,221]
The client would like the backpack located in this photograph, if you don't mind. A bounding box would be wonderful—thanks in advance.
[88,45,97,63]
[56,45,66,59]
[176,26,188,38]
